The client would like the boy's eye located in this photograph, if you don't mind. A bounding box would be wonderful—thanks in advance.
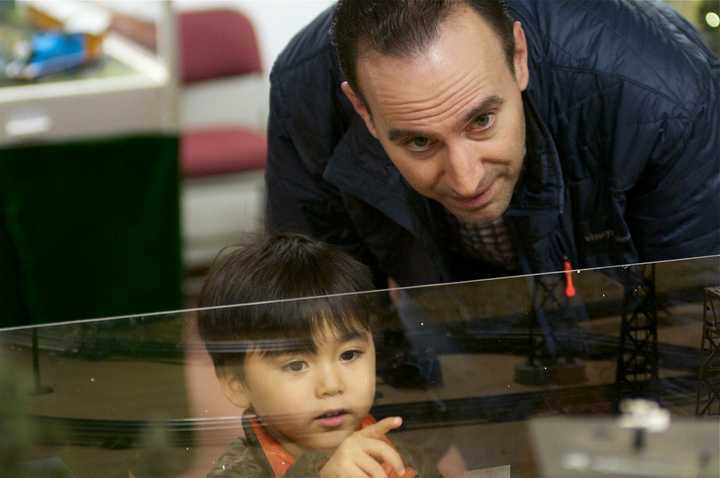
[340,350,362,362]
[470,113,495,131]
[404,136,434,153]
[282,361,308,372]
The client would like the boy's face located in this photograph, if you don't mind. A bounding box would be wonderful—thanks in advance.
[239,325,376,457]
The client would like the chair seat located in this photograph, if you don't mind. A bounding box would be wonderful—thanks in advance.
[181,127,267,178]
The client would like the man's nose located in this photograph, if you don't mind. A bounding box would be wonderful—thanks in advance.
[315,364,345,397]
[444,141,486,197]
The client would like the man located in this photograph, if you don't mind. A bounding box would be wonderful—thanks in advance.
[266,0,719,288]
[265,5,718,470]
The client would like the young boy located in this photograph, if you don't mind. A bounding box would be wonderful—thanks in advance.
[197,233,441,478]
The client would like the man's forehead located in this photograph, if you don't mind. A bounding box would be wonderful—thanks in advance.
[386,94,506,140]
[364,56,505,133]
[355,5,506,75]
[355,9,510,120]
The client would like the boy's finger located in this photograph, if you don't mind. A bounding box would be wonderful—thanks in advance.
[357,453,390,478]
[361,437,406,477]
[358,416,403,439]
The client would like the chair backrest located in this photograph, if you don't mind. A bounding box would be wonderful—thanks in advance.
[179,8,262,85]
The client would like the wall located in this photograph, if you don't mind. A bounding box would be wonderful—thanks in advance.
[94,0,333,74]
[97,0,715,74]
[175,0,335,73]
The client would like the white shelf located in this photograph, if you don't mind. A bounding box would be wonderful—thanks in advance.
[1,3,178,146]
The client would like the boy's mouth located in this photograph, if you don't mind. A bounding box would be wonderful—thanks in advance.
[314,409,349,427]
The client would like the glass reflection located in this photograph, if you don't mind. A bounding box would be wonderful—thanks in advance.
[0,254,718,477]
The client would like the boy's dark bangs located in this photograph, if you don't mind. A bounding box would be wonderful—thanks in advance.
[248,292,376,356]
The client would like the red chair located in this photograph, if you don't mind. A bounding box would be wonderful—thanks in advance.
[179,8,267,177]
[178,9,268,271]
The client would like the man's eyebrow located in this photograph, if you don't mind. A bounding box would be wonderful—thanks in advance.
[387,95,505,143]
[458,95,504,128]
[388,126,429,143]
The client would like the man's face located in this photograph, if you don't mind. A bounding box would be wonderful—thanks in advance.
[239,326,376,457]
[345,6,529,225]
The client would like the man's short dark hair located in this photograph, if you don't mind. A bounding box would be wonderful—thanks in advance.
[332,0,516,100]
[197,233,378,377]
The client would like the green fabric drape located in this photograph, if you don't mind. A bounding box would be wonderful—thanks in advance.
[0,134,182,326]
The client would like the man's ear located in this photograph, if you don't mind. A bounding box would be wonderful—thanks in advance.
[341,81,379,139]
[216,365,251,409]
[512,21,529,91]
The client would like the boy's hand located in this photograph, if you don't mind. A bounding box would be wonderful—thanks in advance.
[320,417,406,478]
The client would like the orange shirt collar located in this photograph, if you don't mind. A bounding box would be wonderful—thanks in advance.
[251,415,417,478]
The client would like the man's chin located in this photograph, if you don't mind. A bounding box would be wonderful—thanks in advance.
[446,194,514,225]
[450,207,501,226]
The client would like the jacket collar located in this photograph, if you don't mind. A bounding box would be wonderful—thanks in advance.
[507,93,564,217]
[323,114,419,234]
[323,94,565,239]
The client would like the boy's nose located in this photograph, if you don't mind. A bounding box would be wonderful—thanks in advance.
[316,366,344,397]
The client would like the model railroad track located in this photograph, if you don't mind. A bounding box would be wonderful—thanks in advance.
[0,287,706,358]
[420,328,704,371]
[1,325,705,371]
[25,375,703,449]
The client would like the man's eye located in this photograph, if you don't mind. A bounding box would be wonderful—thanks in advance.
[282,361,308,372]
[404,136,433,152]
[471,113,495,131]
[340,350,362,362]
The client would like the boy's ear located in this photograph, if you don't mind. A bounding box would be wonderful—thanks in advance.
[216,365,251,409]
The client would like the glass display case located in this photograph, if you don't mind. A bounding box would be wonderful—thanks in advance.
[1,255,718,477]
